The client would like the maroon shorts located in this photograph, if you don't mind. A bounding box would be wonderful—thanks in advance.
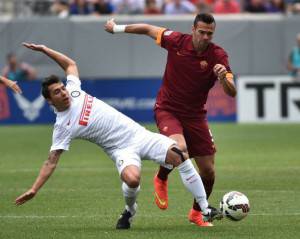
[154,108,216,157]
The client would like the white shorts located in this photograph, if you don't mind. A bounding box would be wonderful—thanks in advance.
[108,129,176,175]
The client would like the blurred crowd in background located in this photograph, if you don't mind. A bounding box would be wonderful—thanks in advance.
[0,0,299,18]
[1,0,300,81]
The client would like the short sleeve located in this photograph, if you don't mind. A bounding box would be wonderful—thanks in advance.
[157,30,184,51]
[66,74,81,91]
[50,124,72,152]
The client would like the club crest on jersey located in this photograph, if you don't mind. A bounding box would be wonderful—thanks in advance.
[71,91,81,98]
[200,60,208,70]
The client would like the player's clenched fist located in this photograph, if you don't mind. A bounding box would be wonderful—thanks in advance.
[213,64,227,80]
[105,18,116,34]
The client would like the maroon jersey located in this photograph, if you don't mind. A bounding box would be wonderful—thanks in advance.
[155,30,231,116]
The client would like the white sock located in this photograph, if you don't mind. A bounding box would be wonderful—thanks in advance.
[122,182,140,215]
[177,159,209,214]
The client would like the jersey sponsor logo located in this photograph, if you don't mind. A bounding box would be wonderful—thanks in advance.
[164,30,173,36]
[71,91,81,98]
[14,94,45,121]
[79,94,94,126]
[200,60,208,69]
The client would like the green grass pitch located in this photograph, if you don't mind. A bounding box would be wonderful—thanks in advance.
[0,123,299,239]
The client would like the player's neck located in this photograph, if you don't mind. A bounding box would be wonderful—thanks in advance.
[192,42,209,54]
[55,104,70,112]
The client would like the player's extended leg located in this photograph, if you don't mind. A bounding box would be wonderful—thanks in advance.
[189,155,215,227]
[165,147,222,222]
[116,165,141,229]
[154,134,188,209]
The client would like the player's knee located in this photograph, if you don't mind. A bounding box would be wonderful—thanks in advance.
[124,174,140,188]
[166,146,188,167]
[121,167,141,188]
[177,143,188,155]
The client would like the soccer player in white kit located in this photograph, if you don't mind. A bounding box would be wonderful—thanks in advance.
[15,43,222,229]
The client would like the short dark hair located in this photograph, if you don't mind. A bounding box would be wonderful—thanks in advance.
[193,13,215,27]
[41,75,62,99]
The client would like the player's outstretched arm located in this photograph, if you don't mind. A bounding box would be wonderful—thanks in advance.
[0,75,22,94]
[15,150,63,206]
[213,64,237,97]
[22,42,78,77]
[104,18,164,40]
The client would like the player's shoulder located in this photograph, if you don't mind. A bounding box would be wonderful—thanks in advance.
[168,31,191,46]
[66,74,80,83]
[210,42,228,57]
[163,30,186,39]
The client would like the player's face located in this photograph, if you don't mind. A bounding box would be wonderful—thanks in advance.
[8,55,17,66]
[192,21,215,52]
[47,82,71,111]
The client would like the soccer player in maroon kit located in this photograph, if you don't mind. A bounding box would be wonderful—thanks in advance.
[105,13,236,227]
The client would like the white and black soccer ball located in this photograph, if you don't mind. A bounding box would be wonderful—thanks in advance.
[220,191,250,221]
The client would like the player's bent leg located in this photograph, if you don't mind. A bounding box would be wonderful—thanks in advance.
[166,147,222,222]
[117,165,141,229]
[154,134,188,210]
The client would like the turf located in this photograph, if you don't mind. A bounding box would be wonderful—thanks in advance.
[0,124,299,239]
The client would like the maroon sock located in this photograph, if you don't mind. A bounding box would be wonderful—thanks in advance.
[193,199,201,211]
[157,166,173,181]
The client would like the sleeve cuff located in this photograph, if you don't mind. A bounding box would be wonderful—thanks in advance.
[156,28,167,46]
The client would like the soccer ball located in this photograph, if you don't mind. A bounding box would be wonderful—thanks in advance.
[220,191,250,221]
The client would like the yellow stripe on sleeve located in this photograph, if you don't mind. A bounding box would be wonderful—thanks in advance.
[156,28,167,46]
[226,72,234,80]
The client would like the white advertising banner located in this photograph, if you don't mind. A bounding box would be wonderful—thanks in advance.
[237,76,300,123]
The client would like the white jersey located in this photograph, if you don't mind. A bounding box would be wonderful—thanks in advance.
[50,75,146,152]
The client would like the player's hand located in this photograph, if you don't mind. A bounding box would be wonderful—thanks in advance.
[8,80,22,94]
[15,189,36,206]
[22,42,46,52]
[105,18,116,34]
[2,78,22,94]
[213,64,227,81]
